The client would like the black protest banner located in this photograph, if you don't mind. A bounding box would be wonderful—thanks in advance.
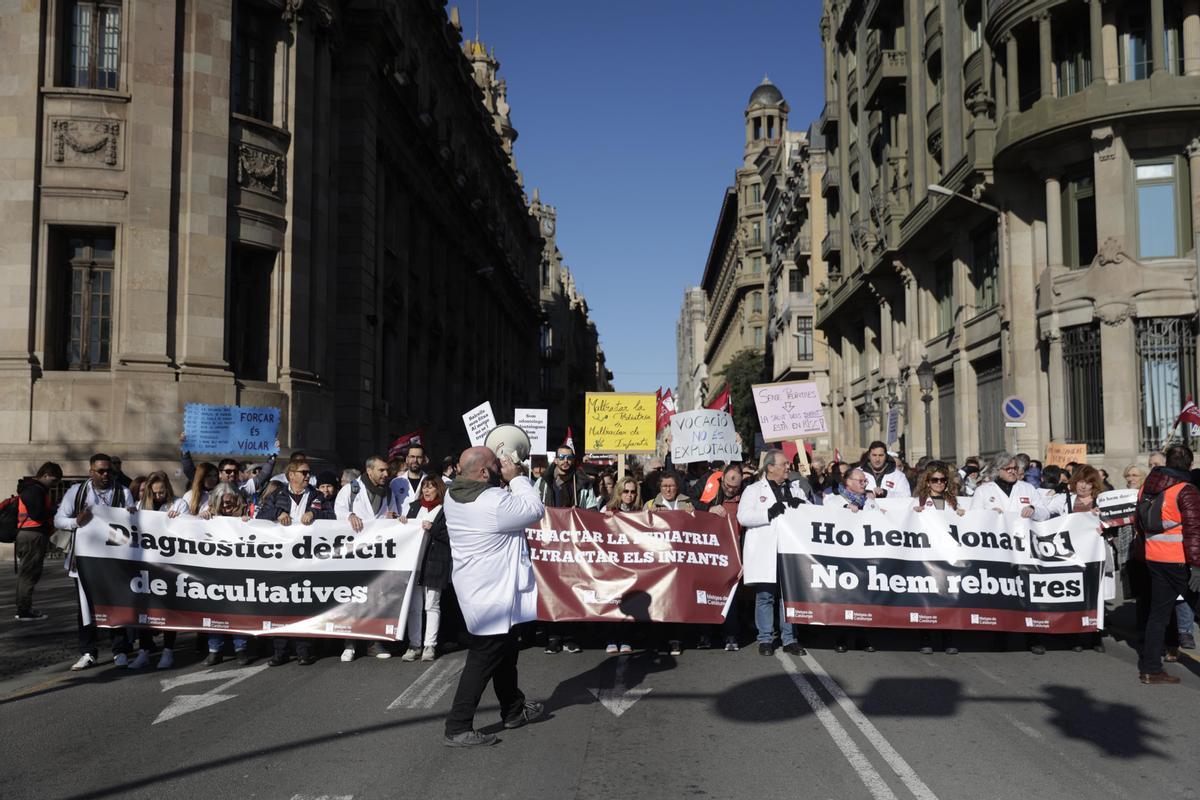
[764,505,1107,633]
[74,507,423,640]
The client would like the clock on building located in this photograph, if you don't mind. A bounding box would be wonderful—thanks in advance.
[542,218,555,236]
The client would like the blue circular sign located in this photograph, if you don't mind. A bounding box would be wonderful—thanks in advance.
[1002,396,1025,421]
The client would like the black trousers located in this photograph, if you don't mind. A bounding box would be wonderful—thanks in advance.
[444,630,524,736]
[273,637,312,658]
[75,580,129,657]
[1138,561,1195,675]
[14,530,48,615]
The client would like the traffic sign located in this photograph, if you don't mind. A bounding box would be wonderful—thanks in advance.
[1001,396,1025,422]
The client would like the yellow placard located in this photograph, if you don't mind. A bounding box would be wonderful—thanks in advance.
[1044,442,1087,466]
[585,392,657,454]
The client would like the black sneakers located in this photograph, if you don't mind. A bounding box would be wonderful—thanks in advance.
[503,701,546,729]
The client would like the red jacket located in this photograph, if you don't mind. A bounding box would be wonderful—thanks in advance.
[1139,467,1200,566]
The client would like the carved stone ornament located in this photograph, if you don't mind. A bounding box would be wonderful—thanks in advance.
[1187,137,1200,159]
[50,118,121,168]
[236,143,285,197]
[1091,126,1116,161]
[281,0,303,23]
[1096,236,1123,266]
[1096,303,1135,326]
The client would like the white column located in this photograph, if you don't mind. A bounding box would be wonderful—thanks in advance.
[1045,175,1064,268]
[1151,0,1167,74]
[1006,33,1020,113]
[1089,0,1105,84]
[1038,12,1054,99]
[1185,0,1200,76]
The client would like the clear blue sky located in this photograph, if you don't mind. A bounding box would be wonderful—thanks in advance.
[476,1,826,392]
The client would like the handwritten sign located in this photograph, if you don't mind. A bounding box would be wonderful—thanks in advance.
[751,381,827,442]
[585,392,656,454]
[1045,442,1087,467]
[670,410,741,464]
[462,401,497,447]
[514,408,549,456]
[885,406,901,445]
[183,404,280,456]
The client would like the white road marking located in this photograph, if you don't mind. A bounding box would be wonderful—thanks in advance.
[776,652,899,800]
[798,652,941,800]
[153,665,269,724]
[588,654,652,717]
[289,795,353,800]
[387,654,465,710]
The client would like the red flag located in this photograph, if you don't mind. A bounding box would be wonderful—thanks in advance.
[706,384,732,415]
[781,441,798,462]
[657,389,677,432]
[388,428,424,460]
[834,448,842,463]
[562,426,575,452]
[1177,396,1200,427]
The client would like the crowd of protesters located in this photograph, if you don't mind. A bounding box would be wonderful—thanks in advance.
[7,432,1199,685]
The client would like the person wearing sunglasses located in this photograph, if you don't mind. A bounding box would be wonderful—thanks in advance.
[55,453,137,671]
[912,462,963,655]
[533,446,594,654]
[968,452,1051,521]
[257,460,334,666]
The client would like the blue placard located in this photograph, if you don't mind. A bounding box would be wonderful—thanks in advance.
[183,404,280,456]
[1002,396,1025,422]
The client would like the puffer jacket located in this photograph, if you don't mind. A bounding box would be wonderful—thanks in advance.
[1138,466,1200,567]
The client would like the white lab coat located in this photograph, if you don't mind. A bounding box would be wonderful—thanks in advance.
[862,468,912,497]
[391,472,427,519]
[443,476,545,636]
[334,478,399,520]
[737,477,808,584]
[968,480,1051,521]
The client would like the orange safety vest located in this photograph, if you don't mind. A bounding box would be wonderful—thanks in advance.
[1143,482,1188,563]
[699,471,723,504]
[17,489,50,529]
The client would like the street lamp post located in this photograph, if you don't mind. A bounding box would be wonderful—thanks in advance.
[917,357,935,458]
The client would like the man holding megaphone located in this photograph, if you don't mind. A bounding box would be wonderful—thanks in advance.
[441,445,546,747]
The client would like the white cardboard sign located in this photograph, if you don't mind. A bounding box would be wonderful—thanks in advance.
[670,409,742,464]
[514,408,549,456]
[462,401,497,447]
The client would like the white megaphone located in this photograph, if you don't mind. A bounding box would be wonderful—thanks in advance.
[483,424,532,466]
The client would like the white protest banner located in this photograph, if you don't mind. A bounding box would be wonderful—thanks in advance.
[751,381,828,442]
[514,408,549,456]
[462,401,497,446]
[670,409,742,464]
[1097,488,1138,529]
[73,507,423,640]
[757,504,1106,633]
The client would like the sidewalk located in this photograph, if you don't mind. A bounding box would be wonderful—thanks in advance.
[0,557,80,680]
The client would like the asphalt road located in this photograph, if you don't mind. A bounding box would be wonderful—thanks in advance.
[3,622,1200,800]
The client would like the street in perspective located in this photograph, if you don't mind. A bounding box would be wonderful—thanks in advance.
[3,1,1200,799]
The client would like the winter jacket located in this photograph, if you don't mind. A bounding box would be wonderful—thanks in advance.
[860,459,911,497]
[1138,467,1200,567]
[534,472,596,509]
[255,486,335,522]
[408,502,452,591]
[644,494,695,511]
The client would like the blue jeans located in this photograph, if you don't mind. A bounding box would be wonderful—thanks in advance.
[754,586,795,646]
[208,634,248,653]
[1177,598,1195,635]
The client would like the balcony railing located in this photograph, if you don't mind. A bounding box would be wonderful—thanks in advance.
[925,6,942,57]
[819,99,840,136]
[821,165,840,197]
[821,229,842,260]
[864,49,907,109]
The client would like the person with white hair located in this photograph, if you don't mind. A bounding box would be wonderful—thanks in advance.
[968,452,1051,521]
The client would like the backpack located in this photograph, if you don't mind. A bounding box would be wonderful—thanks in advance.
[0,495,18,544]
[1136,487,1171,536]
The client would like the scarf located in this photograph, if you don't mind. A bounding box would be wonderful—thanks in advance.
[449,477,492,504]
[839,485,868,509]
[420,498,441,511]
[363,478,388,515]
[995,478,1015,497]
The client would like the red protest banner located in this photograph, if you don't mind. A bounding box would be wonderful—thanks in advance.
[527,508,743,624]
[388,429,424,460]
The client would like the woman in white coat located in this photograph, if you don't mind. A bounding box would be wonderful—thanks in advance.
[968,452,1051,521]
[969,452,1053,654]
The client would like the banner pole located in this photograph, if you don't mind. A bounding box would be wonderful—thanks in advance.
[618,454,626,482]
[1161,418,1181,452]
[795,439,811,477]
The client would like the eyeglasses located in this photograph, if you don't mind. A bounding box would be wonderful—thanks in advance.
[557,454,575,461]
[621,489,636,494]
[94,468,111,474]
[930,476,947,484]
[295,470,311,476]
[1001,465,1018,472]
[220,468,237,475]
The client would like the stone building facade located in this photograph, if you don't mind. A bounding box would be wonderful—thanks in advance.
[700,79,790,401]
[675,287,708,413]
[816,0,1200,469]
[0,0,584,485]
[697,78,832,449]
[529,190,613,450]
